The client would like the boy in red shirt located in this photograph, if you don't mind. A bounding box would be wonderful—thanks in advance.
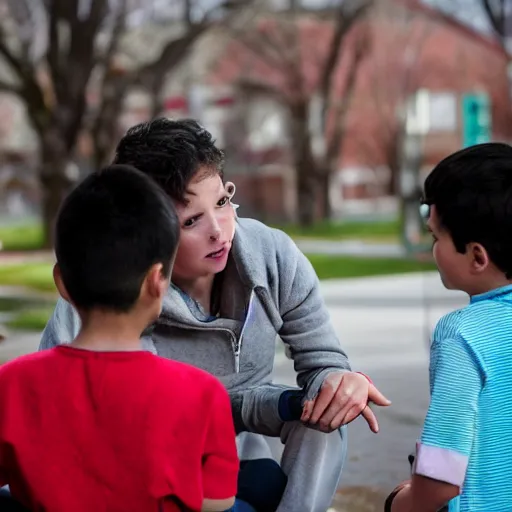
[0,165,239,512]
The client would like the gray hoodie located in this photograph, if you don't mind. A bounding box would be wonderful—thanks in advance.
[39,217,351,435]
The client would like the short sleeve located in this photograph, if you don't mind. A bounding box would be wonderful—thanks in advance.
[415,336,484,486]
[202,383,239,499]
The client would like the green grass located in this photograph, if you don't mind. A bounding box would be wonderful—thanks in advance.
[274,219,400,242]
[0,263,55,292]
[0,222,44,251]
[6,307,55,331]
[307,254,436,280]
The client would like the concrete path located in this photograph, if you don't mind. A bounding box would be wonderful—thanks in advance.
[295,239,405,258]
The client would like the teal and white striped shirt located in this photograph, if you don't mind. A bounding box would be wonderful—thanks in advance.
[415,284,512,511]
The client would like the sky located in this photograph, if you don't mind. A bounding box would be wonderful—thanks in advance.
[423,0,493,33]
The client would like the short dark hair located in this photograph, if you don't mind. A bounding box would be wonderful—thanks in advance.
[55,164,180,312]
[423,142,512,277]
[113,118,225,203]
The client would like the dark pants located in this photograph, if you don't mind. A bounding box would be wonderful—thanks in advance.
[0,459,287,512]
[237,458,287,512]
[0,488,29,512]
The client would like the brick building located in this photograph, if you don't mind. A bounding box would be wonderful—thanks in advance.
[204,0,512,221]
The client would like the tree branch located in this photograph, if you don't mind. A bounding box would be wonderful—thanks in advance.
[0,33,30,84]
[0,80,22,96]
[89,0,130,167]
[482,0,506,40]
[236,77,283,100]
[229,20,290,72]
[46,0,62,101]
[0,17,48,134]
[91,2,209,165]
[136,21,208,115]
[326,26,369,168]
[319,0,373,130]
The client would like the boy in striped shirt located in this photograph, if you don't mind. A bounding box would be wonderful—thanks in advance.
[387,143,512,512]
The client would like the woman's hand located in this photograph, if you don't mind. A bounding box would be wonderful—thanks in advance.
[301,371,391,433]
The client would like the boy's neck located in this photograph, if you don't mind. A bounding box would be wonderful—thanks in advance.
[72,310,145,352]
[468,277,512,297]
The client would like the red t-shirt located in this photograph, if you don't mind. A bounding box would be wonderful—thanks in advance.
[0,346,239,512]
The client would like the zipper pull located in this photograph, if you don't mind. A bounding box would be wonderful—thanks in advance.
[234,343,240,373]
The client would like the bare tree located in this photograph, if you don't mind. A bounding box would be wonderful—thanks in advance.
[356,1,432,196]
[90,4,209,169]
[0,0,231,247]
[225,0,372,225]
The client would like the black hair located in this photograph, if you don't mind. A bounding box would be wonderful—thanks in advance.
[423,142,512,278]
[55,164,180,312]
[113,118,225,203]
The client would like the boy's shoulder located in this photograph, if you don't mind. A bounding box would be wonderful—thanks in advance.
[150,356,227,396]
[433,307,467,341]
[0,349,58,387]
[433,298,506,344]
[0,348,56,371]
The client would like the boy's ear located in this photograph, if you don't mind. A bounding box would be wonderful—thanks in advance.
[468,243,489,274]
[145,263,168,299]
[53,264,71,303]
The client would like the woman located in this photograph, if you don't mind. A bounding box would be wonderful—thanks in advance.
[40,118,390,512]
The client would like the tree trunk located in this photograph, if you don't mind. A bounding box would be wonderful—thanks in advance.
[39,130,74,248]
[92,73,129,169]
[318,168,332,220]
[387,129,404,196]
[296,159,317,226]
[289,100,317,226]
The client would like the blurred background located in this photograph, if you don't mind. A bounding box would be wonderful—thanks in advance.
[0,0,507,509]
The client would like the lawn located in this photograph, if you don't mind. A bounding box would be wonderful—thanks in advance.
[0,263,56,292]
[6,307,56,331]
[0,222,44,251]
[308,254,435,280]
[274,219,400,242]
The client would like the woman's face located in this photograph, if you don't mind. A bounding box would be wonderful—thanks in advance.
[172,172,236,282]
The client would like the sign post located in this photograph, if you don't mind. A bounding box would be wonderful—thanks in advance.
[400,90,429,255]
[461,93,492,148]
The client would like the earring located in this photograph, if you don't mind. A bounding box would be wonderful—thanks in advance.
[225,181,239,210]
[225,181,236,197]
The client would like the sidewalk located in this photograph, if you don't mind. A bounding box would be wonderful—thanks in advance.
[295,239,405,258]
[0,331,40,361]
[0,250,54,265]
